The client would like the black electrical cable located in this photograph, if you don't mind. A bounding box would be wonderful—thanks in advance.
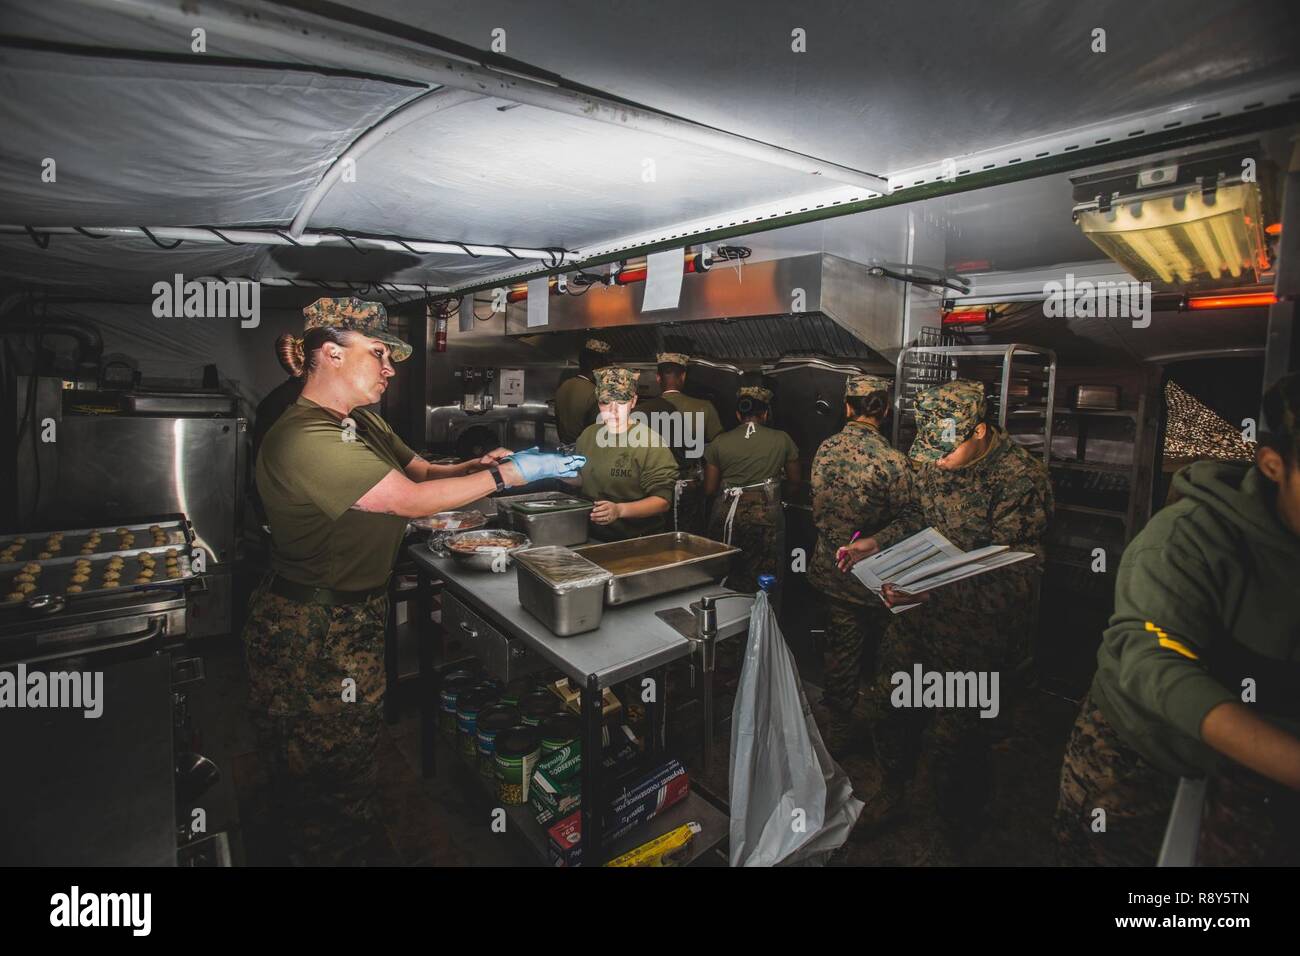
[273,229,303,247]
[138,226,183,249]
[204,227,242,246]
[72,226,109,240]
[24,226,51,249]
[873,264,969,294]
[323,228,370,255]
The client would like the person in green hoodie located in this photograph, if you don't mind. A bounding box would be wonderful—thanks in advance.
[1055,371,1300,866]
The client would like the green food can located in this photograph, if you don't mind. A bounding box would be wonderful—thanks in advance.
[518,690,562,727]
[476,704,521,777]
[438,674,477,739]
[537,713,581,755]
[493,726,542,805]
[456,689,497,760]
[499,676,542,708]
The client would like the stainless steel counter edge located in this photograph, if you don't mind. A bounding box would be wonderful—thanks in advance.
[406,545,751,688]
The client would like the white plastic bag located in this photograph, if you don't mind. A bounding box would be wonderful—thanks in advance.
[729,589,863,866]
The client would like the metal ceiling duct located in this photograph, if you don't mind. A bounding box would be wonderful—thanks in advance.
[501,253,909,363]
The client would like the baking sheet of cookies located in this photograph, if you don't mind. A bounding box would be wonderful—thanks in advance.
[0,519,196,604]
[0,520,188,564]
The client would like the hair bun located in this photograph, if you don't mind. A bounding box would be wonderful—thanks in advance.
[275,333,307,377]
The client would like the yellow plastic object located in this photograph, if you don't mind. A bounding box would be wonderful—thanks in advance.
[604,821,702,867]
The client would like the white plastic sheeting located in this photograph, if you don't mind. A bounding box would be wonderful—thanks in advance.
[730,587,863,866]
[0,48,421,225]
[327,0,1300,175]
[0,0,1297,299]
[311,97,850,250]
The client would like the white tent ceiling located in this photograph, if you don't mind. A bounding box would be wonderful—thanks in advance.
[1,0,1298,302]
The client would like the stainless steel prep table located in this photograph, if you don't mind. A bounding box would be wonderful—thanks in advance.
[405,544,750,865]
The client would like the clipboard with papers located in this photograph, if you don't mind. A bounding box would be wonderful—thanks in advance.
[849,527,1035,613]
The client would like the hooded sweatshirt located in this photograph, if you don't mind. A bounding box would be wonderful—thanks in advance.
[1091,461,1300,778]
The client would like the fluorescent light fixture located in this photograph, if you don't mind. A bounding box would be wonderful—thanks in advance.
[1075,182,1268,288]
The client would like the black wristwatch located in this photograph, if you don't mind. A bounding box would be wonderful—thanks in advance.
[488,465,506,492]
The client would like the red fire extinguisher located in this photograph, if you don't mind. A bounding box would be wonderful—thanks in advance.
[431,302,448,353]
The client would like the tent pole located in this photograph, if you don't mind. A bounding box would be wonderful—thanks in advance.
[288,87,483,237]
[0,225,563,262]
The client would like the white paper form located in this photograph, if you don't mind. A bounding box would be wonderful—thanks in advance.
[641,248,685,312]
[850,527,1035,614]
[526,276,549,327]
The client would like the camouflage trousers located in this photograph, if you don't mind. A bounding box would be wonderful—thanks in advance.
[707,492,783,596]
[241,583,392,866]
[1053,693,1177,866]
[820,596,883,717]
[865,609,1009,831]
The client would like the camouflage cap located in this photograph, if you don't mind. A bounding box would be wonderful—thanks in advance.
[594,366,638,403]
[738,385,773,403]
[845,374,891,397]
[656,352,690,366]
[302,296,411,362]
[910,379,987,461]
[584,337,612,354]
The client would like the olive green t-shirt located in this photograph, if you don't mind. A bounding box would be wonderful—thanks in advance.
[703,423,799,488]
[661,391,724,442]
[555,375,598,444]
[256,397,415,590]
[575,420,679,539]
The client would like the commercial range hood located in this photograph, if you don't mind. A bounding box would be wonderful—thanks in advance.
[499,252,913,365]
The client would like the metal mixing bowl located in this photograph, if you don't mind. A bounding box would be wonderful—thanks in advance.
[445,530,532,572]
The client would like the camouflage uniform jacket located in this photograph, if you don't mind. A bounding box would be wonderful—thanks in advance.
[907,426,1053,634]
[809,420,918,604]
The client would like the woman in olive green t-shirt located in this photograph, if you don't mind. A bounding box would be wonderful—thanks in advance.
[243,300,583,865]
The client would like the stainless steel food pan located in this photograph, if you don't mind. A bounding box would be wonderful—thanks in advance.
[513,546,611,636]
[573,533,738,606]
[507,498,594,547]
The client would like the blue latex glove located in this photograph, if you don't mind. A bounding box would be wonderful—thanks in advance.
[508,448,587,482]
